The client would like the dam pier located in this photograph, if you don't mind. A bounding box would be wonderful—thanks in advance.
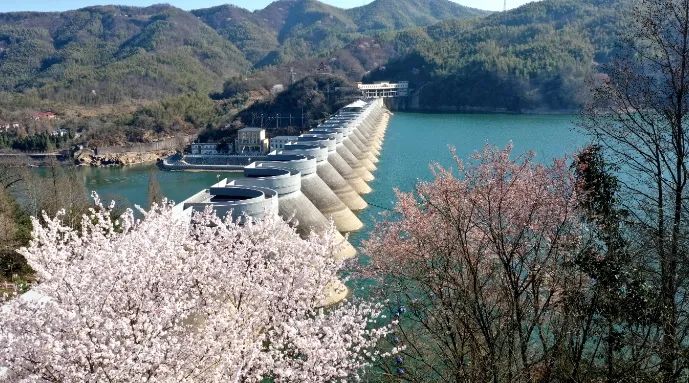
[172,98,391,300]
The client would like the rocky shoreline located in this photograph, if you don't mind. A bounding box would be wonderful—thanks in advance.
[75,150,175,167]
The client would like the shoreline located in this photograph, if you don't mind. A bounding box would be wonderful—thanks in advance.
[385,99,579,115]
[5,109,577,169]
[386,107,579,116]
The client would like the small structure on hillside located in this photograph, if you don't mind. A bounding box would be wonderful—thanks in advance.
[51,128,69,137]
[235,127,269,154]
[32,111,57,121]
[317,61,331,73]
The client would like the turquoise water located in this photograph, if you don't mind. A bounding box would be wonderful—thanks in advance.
[74,113,588,244]
[75,166,242,209]
[349,112,588,245]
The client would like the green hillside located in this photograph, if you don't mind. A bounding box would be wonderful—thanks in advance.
[0,5,250,106]
[237,74,360,129]
[366,0,626,112]
[194,0,488,67]
[0,0,490,109]
[191,5,279,65]
[0,0,633,148]
[349,0,488,31]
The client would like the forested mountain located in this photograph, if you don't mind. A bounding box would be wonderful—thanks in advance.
[0,0,488,110]
[368,0,627,112]
[0,5,250,105]
[194,0,355,66]
[0,0,633,147]
[350,0,487,31]
[193,0,487,66]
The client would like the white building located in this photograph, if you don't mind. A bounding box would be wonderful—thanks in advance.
[356,81,409,98]
[190,142,225,155]
[269,136,296,151]
[235,127,269,154]
[51,128,69,137]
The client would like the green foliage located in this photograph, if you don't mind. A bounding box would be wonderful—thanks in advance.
[0,0,631,143]
[194,0,487,67]
[237,74,360,130]
[0,188,32,283]
[212,77,252,100]
[1,0,478,110]
[367,0,627,111]
[82,93,220,146]
[194,6,279,65]
[571,145,656,380]
[349,0,487,31]
[0,5,250,106]
[130,93,216,133]
[0,132,71,152]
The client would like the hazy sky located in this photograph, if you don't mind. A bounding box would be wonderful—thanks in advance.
[0,0,539,13]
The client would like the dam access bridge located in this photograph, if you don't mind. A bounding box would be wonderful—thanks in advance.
[357,81,409,98]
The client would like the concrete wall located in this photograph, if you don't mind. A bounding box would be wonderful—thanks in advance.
[96,134,194,155]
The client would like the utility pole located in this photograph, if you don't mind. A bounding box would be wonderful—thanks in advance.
[290,67,296,85]
[504,0,507,11]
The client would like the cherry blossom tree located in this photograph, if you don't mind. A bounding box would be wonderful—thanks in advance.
[365,145,589,382]
[0,197,391,382]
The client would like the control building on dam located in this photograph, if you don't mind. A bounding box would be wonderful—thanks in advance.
[171,98,391,302]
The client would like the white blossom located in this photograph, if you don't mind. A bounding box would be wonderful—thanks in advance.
[0,199,390,382]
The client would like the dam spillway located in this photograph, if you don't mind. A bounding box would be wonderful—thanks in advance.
[298,132,369,211]
[173,98,390,267]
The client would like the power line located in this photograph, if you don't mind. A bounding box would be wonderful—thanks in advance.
[364,198,395,212]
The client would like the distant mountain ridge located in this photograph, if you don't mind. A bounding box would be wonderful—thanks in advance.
[0,4,250,104]
[350,0,488,31]
[0,0,489,104]
[368,0,626,112]
[0,0,634,151]
[193,0,488,66]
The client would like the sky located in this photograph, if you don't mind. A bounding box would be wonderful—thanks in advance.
[0,0,539,13]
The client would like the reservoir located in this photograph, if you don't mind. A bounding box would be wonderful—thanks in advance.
[74,112,588,246]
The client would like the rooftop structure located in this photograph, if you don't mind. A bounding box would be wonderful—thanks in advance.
[356,81,409,98]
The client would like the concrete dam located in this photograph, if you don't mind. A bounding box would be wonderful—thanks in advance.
[173,99,391,274]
